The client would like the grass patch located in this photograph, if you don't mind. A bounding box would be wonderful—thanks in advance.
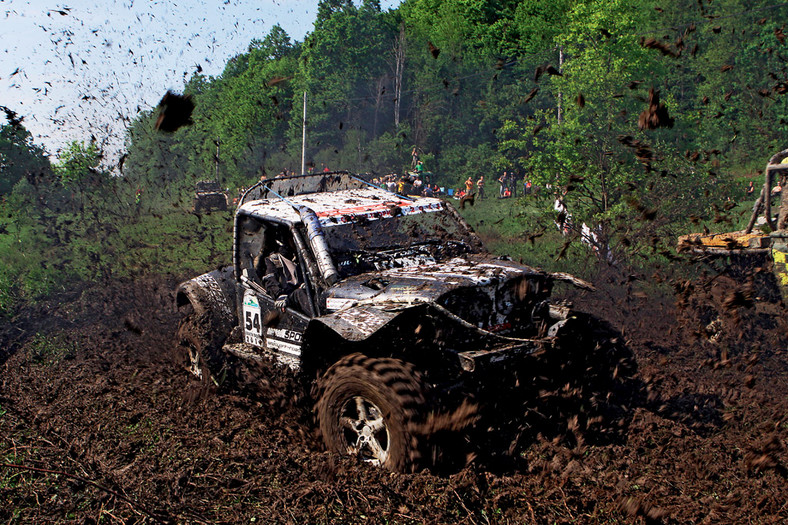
[26,333,76,365]
[454,194,597,277]
[107,211,233,277]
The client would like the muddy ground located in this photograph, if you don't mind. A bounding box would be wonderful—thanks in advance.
[1,266,787,524]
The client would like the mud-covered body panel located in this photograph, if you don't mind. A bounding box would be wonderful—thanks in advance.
[319,254,551,335]
[325,255,544,303]
[294,252,558,376]
[175,266,237,333]
[237,187,444,228]
[314,306,399,341]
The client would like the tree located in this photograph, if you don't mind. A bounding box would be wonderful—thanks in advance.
[55,141,103,187]
[115,0,787,245]
[50,140,118,218]
[687,0,788,167]
[290,0,394,170]
[519,0,687,259]
[249,24,295,61]
[0,120,50,195]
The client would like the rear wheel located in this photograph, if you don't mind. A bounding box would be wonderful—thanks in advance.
[315,353,429,472]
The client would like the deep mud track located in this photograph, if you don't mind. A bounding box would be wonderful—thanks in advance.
[1,273,787,523]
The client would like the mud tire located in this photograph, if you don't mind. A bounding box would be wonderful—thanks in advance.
[547,313,637,438]
[315,353,429,472]
[550,313,637,397]
[578,314,637,388]
[176,305,227,388]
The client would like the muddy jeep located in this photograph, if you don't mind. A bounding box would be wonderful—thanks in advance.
[193,180,228,213]
[175,172,628,471]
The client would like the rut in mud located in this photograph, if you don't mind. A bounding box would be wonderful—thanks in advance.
[1,271,787,524]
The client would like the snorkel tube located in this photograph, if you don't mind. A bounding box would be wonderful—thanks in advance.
[297,206,339,286]
[260,184,339,287]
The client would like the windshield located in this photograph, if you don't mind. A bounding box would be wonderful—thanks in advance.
[321,206,482,278]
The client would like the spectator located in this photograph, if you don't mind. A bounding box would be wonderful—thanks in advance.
[553,197,571,235]
[771,183,782,208]
[498,171,507,198]
[465,176,474,195]
[398,176,409,195]
[386,178,397,193]
[477,176,485,200]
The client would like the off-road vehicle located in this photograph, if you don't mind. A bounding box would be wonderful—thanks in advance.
[175,172,629,471]
[678,147,788,296]
[192,180,228,213]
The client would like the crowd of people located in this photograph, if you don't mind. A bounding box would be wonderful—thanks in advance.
[371,172,441,197]
[226,149,550,205]
[370,161,540,201]
[452,172,536,201]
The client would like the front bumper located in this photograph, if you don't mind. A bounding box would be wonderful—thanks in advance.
[457,341,547,372]
[455,302,571,372]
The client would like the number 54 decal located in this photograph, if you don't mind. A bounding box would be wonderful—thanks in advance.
[245,310,261,332]
[243,291,263,346]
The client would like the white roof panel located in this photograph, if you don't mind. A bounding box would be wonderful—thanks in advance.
[238,188,445,226]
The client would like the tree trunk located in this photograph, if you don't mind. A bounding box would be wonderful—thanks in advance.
[372,75,386,139]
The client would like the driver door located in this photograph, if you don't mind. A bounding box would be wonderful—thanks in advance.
[240,222,312,369]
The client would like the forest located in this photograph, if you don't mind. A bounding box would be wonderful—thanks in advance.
[2,1,788,522]
[3,0,788,311]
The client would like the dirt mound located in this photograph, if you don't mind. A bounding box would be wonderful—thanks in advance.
[1,273,787,523]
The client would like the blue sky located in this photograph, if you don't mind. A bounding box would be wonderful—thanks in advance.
[0,0,399,163]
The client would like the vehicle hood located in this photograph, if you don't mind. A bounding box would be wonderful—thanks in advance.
[318,254,551,340]
[324,254,542,308]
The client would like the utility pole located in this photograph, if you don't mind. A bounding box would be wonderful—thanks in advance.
[301,91,307,175]
[214,138,220,181]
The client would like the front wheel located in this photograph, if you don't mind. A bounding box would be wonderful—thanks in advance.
[315,354,429,472]
[175,305,226,387]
